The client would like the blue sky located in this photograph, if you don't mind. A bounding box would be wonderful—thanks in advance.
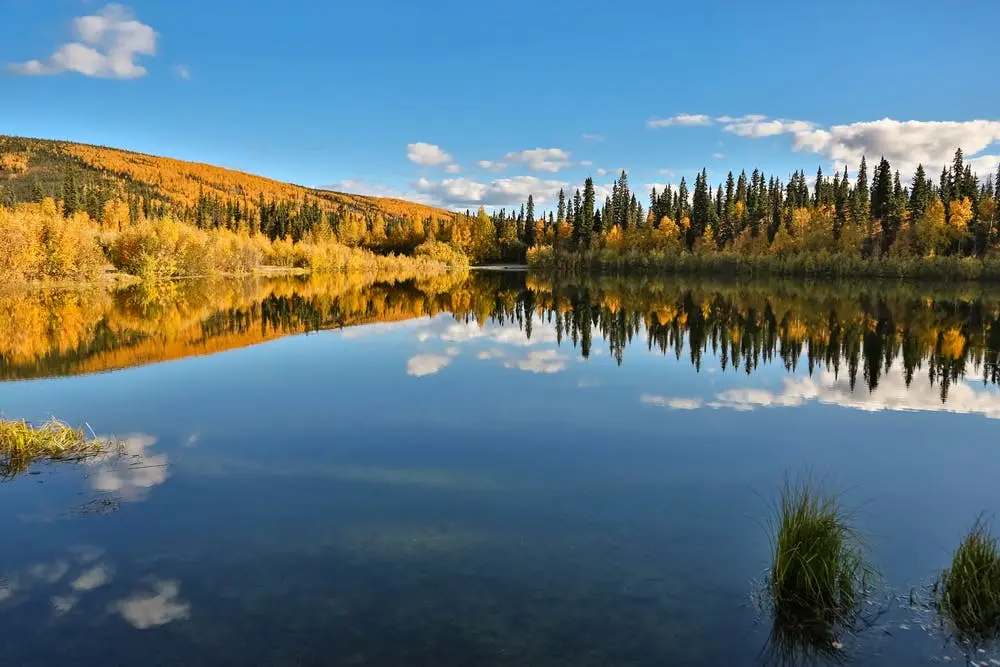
[3,0,1000,210]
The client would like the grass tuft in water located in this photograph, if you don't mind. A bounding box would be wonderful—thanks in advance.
[760,478,877,664]
[934,517,1000,646]
[0,418,108,479]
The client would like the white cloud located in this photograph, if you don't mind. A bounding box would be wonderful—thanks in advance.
[406,142,453,166]
[580,160,593,166]
[444,346,460,357]
[89,434,168,501]
[112,580,190,629]
[477,348,505,360]
[640,394,703,410]
[406,354,452,377]
[582,133,605,142]
[71,565,112,592]
[644,182,672,195]
[723,115,1000,179]
[7,4,157,79]
[322,179,436,206]
[503,350,567,374]
[173,64,190,80]
[713,153,725,159]
[444,163,461,174]
[716,114,767,123]
[504,148,574,173]
[648,114,713,128]
[658,169,677,178]
[476,160,508,172]
[414,175,568,208]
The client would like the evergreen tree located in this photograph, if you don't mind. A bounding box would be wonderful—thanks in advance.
[525,194,535,247]
[909,164,931,220]
[556,188,566,224]
[852,156,869,224]
[581,178,596,248]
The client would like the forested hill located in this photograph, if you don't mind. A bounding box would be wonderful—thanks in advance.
[0,135,457,231]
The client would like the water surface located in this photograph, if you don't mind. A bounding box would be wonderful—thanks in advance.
[2,272,999,665]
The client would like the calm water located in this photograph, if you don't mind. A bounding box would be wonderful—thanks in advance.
[2,271,1000,665]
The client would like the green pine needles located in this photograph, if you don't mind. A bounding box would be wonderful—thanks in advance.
[934,518,1000,646]
[0,418,108,479]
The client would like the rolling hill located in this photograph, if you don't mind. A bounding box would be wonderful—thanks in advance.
[0,135,457,224]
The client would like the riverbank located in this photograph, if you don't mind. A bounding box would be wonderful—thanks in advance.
[527,247,1000,281]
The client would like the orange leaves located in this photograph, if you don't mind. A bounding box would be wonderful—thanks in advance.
[0,151,30,174]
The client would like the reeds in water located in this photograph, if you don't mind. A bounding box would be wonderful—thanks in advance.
[934,518,1000,646]
[761,479,877,664]
[0,418,107,479]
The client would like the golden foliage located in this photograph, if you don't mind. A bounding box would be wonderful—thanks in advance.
[59,141,455,223]
[0,151,30,174]
[0,201,104,283]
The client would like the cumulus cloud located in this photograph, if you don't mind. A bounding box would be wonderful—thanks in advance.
[721,115,1000,178]
[648,114,713,128]
[503,349,567,374]
[476,160,507,171]
[406,142,453,166]
[477,348,505,360]
[504,148,574,173]
[414,175,568,208]
[406,354,452,377]
[112,580,190,629]
[444,164,461,174]
[322,179,436,206]
[7,4,156,79]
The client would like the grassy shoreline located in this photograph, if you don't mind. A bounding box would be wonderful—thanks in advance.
[528,247,1000,281]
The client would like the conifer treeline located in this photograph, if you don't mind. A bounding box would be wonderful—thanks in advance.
[5,271,999,401]
[517,150,1000,270]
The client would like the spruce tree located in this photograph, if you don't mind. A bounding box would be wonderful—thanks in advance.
[556,188,566,224]
[581,178,596,248]
[525,195,535,247]
[909,164,930,220]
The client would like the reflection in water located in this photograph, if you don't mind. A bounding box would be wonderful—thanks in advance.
[7,273,1000,409]
[89,434,169,502]
[112,579,191,629]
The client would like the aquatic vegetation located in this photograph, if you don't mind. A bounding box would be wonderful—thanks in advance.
[0,418,108,479]
[934,518,1000,646]
[760,479,877,663]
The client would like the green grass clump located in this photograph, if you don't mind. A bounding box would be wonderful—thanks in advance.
[0,418,107,479]
[762,479,875,663]
[935,518,1000,645]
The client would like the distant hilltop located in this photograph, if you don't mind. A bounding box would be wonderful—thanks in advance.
[0,135,457,225]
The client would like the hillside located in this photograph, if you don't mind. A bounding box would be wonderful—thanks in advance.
[0,135,456,225]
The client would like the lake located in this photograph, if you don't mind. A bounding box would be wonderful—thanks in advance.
[2,270,999,666]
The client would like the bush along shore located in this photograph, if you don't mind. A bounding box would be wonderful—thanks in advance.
[0,199,469,285]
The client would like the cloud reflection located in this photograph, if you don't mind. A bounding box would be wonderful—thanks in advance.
[406,353,452,377]
[642,367,1000,418]
[89,434,169,501]
[503,349,567,374]
[112,579,191,629]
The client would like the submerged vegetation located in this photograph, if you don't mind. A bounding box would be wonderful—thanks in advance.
[934,519,1000,647]
[761,480,876,663]
[0,418,108,479]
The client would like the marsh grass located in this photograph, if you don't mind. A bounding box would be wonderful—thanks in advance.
[0,418,109,479]
[759,479,879,664]
[934,518,1000,646]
